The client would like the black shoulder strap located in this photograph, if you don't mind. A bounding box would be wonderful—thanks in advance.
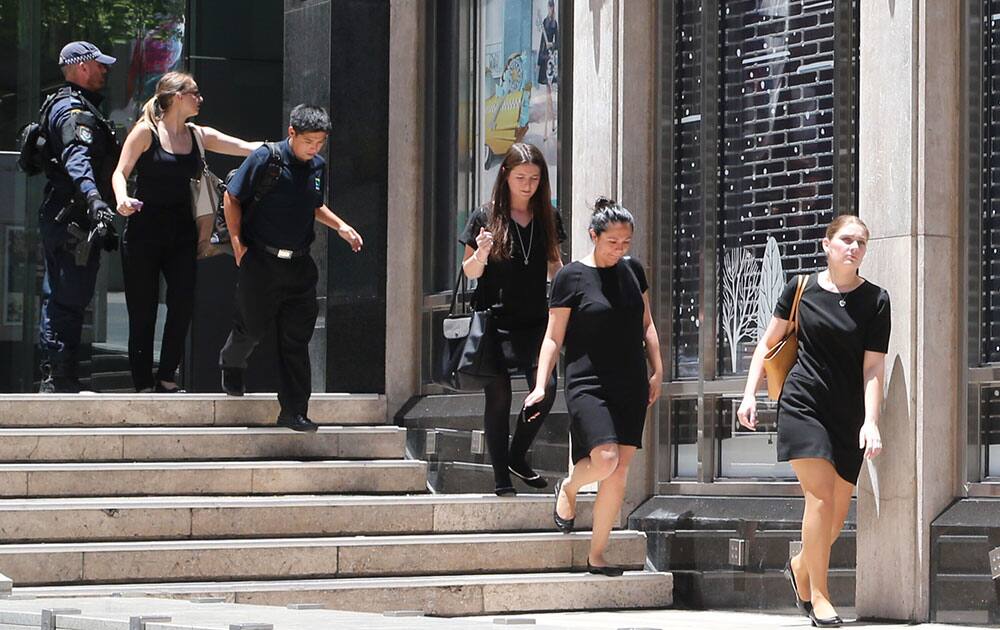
[250,141,284,206]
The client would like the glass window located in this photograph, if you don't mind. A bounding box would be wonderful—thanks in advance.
[659,0,858,484]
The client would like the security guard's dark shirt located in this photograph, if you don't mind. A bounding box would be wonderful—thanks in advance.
[228,139,325,251]
[44,82,117,205]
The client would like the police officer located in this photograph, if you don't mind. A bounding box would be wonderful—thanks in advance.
[219,104,363,431]
[36,41,120,393]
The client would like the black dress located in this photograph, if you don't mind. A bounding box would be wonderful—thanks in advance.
[774,273,892,483]
[537,16,558,86]
[549,257,649,463]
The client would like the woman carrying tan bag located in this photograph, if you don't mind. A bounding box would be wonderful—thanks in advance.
[736,215,891,628]
[111,72,261,392]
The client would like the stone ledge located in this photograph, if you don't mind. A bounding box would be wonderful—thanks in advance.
[0,395,386,428]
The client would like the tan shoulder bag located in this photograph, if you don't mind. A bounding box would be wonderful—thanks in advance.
[762,274,807,400]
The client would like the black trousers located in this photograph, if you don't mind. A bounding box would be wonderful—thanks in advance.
[121,209,197,390]
[482,321,557,487]
[219,248,319,417]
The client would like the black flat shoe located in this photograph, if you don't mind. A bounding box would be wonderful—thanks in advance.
[587,560,624,577]
[494,485,517,497]
[276,413,319,433]
[508,461,548,488]
[808,609,842,628]
[553,478,574,533]
[221,367,245,396]
[784,560,812,615]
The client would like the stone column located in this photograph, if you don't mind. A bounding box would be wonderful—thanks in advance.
[384,0,425,417]
[855,0,961,621]
[570,0,657,512]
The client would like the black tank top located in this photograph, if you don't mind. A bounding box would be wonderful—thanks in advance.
[133,125,201,209]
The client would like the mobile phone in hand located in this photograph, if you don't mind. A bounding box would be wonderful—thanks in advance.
[521,402,542,423]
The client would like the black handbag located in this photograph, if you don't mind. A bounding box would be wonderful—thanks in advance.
[435,268,501,391]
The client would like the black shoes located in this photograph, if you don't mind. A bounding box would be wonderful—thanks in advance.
[808,609,842,628]
[587,560,624,577]
[277,413,319,433]
[553,478,574,533]
[508,460,548,488]
[494,485,517,497]
[221,367,245,396]
[784,560,812,615]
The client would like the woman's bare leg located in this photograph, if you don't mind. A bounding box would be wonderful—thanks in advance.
[790,470,854,603]
[791,458,841,620]
[557,442,619,522]
[588,445,637,566]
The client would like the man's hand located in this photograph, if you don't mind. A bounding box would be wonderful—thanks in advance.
[86,191,113,223]
[338,225,363,253]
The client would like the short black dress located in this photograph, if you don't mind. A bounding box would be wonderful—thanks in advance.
[775,273,892,483]
[549,257,649,463]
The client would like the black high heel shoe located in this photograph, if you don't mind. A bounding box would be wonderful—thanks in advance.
[808,608,842,628]
[783,559,812,615]
[587,560,624,577]
[553,478,574,533]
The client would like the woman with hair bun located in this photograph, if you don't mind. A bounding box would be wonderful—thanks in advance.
[524,196,662,576]
[460,142,565,496]
[111,71,261,392]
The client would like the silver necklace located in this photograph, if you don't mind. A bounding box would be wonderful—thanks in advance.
[825,272,847,307]
[513,220,534,266]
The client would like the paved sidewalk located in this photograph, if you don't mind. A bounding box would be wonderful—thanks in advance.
[0,597,989,629]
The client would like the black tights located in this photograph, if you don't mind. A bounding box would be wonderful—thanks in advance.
[483,367,557,487]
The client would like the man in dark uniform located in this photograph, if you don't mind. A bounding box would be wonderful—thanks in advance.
[219,104,363,432]
[37,41,120,393]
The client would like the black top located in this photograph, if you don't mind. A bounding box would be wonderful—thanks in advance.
[459,206,566,327]
[43,82,119,205]
[134,126,201,209]
[549,257,649,387]
[774,273,891,405]
[228,139,326,250]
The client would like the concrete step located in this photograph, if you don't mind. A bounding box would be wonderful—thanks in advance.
[0,531,647,585]
[0,460,428,498]
[427,460,561,495]
[15,571,674,616]
[0,394,385,427]
[0,426,406,462]
[0,494,601,542]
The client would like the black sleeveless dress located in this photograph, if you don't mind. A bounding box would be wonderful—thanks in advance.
[774,273,891,483]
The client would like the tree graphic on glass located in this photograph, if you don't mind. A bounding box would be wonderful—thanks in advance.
[720,236,785,373]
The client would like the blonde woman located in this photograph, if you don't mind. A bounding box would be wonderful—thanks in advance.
[737,215,891,627]
[111,72,261,392]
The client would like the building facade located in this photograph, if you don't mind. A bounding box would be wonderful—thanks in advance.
[0,0,996,623]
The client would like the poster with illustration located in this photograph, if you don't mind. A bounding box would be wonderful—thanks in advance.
[479,0,560,207]
[125,11,185,125]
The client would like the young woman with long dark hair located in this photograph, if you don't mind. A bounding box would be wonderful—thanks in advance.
[460,142,565,495]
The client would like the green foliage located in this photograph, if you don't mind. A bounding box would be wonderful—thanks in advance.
[0,0,184,49]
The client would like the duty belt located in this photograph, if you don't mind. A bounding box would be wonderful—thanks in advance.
[254,243,310,259]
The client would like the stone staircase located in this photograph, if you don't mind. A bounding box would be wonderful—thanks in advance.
[0,394,672,616]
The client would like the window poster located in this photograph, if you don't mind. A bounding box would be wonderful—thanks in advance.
[479,0,561,208]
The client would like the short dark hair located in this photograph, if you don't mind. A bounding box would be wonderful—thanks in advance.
[590,196,634,235]
[289,104,332,134]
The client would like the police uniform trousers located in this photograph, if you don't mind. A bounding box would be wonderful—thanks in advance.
[219,247,319,416]
[38,199,101,367]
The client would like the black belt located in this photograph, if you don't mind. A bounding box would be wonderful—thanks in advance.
[253,243,310,259]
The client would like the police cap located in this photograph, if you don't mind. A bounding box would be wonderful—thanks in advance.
[58,41,116,67]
